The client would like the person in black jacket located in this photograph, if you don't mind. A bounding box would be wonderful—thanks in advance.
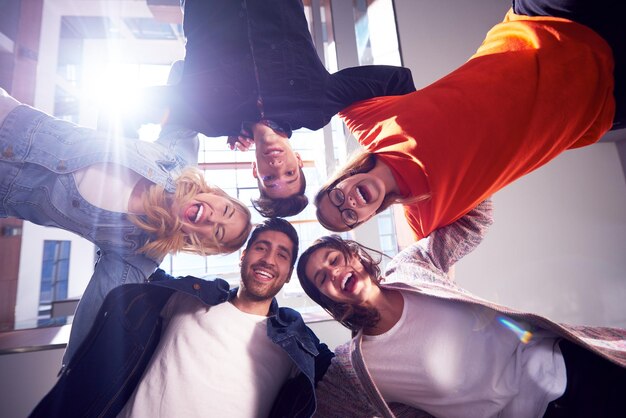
[131,0,415,218]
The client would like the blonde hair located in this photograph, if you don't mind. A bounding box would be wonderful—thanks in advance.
[131,167,252,259]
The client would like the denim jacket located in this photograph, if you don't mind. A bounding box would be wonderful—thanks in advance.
[30,274,334,418]
[0,104,199,364]
[169,0,416,137]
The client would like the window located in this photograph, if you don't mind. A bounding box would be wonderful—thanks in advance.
[38,240,71,326]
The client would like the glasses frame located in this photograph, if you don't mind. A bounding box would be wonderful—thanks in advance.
[327,188,358,228]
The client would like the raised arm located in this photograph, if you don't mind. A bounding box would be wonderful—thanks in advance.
[325,65,416,117]
[62,252,158,365]
[385,198,493,281]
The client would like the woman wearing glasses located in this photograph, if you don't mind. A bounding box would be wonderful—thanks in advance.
[314,0,623,237]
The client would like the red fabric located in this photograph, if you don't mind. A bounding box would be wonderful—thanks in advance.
[339,10,615,240]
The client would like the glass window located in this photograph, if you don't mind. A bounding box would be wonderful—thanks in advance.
[38,240,71,326]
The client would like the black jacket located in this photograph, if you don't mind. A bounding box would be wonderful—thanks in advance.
[30,273,333,418]
[169,0,415,137]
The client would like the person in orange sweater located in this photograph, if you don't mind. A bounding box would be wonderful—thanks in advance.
[315,0,624,239]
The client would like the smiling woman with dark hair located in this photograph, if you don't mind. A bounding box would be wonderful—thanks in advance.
[298,199,626,418]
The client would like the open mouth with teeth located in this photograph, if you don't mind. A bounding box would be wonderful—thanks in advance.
[354,185,371,205]
[341,272,356,293]
[263,147,284,156]
[252,265,276,282]
[185,203,204,224]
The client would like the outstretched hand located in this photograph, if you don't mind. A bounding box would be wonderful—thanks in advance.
[227,135,254,151]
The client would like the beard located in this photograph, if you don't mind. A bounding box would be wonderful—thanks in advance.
[239,259,285,302]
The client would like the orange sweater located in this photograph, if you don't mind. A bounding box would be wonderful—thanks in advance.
[339,10,615,240]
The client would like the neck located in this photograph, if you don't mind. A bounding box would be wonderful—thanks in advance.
[372,159,401,196]
[364,287,404,335]
[231,291,273,316]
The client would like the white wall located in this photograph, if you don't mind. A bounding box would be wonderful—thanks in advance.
[394,0,626,327]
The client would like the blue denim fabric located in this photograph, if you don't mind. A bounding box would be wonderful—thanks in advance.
[0,105,199,364]
[30,276,333,418]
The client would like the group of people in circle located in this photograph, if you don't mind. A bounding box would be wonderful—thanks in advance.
[3,0,625,416]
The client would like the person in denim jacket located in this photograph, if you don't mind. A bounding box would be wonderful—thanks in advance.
[31,218,333,418]
[0,89,252,366]
[134,0,415,218]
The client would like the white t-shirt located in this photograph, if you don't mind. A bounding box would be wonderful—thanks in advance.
[118,293,297,418]
[361,290,566,418]
[73,163,143,213]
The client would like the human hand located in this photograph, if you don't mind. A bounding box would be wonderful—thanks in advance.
[227,135,254,151]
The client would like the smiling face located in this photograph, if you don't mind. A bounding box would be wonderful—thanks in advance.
[304,247,377,306]
[239,230,294,302]
[251,123,304,199]
[316,172,386,231]
[176,192,249,246]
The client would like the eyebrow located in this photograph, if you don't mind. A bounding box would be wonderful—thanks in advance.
[254,240,293,258]
[266,173,300,189]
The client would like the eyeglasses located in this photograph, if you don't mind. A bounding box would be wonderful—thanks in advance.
[327,188,358,228]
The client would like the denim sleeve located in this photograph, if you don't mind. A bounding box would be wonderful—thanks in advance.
[63,252,157,365]
[307,326,335,384]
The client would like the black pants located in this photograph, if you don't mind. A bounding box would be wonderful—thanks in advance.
[543,339,626,418]
[513,0,626,130]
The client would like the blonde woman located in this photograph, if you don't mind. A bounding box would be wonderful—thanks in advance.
[0,89,252,366]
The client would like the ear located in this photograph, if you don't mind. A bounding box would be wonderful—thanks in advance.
[240,249,246,265]
[251,161,258,179]
[295,152,303,168]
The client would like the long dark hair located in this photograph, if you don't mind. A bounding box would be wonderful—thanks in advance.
[296,235,385,332]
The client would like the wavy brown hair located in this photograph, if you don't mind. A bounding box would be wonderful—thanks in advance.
[131,167,252,259]
[297,235,385,332]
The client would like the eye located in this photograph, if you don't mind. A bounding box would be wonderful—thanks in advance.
[263,175,275,182]
[329,255,338,266]
[319,273,327,286]
[328,189,344,206]
[278,251,289,260]
[286,170,295,176]
[342,209,358,225]
[215,226,225,241]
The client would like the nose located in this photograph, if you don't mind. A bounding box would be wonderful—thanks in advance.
[345,194,357,208]
[262,251,277,266]
[268,159,282,167]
